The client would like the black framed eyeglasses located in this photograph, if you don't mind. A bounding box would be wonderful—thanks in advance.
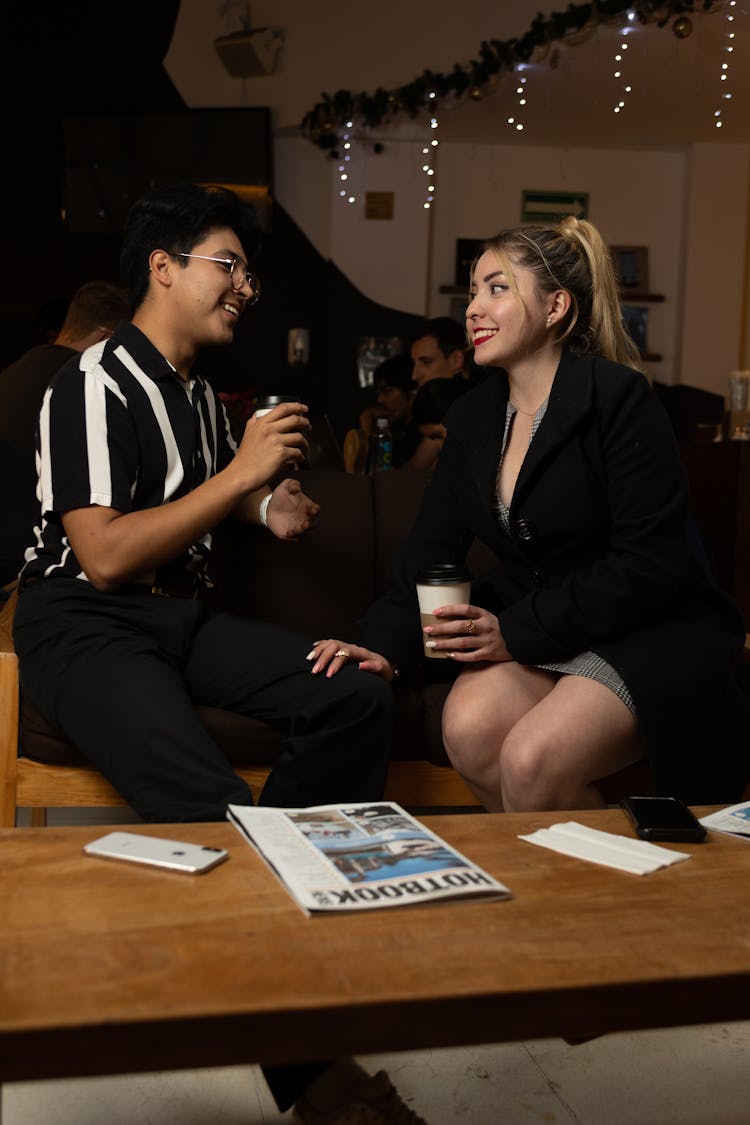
[176,253,261,303]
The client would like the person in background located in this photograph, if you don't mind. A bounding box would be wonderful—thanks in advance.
[402,377,469,472]
[11,181,419,1125]
[410,316,482,388]
[357,353,421,468]
[308,217,750,815]
[0,280,131,585]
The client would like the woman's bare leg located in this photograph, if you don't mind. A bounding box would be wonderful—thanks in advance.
[442,662,558,810]
[498,675,641,810]
[442,664,642,812]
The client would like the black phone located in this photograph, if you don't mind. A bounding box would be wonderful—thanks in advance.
[620,796,707,843]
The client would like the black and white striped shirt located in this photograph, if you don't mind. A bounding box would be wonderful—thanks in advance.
[20,321,237,586]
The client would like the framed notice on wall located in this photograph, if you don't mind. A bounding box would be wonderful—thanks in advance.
[521,190,588,224]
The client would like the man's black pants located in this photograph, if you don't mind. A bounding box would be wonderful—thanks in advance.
[14,579,394,821]
[14,579,395,1112]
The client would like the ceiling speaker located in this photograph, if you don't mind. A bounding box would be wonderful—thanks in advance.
[214,28,284,77]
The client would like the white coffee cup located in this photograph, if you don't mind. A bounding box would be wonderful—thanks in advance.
[416,564,471,659]
[254,395,303,470]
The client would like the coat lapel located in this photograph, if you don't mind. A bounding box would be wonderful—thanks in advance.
[511,351,596,509]
[463,372,508,498]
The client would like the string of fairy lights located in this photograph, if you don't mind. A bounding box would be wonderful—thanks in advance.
[612,10,637,115]
[507,67,528,133]
[713,0,737,130]
[421,93,439,210]
[331,4,739,209]
[335,119,356,204]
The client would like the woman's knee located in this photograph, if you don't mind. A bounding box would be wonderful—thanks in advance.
[499,728,559,809]
[441,685,504,774]
[441,688,477,766]
[443,664,514,729]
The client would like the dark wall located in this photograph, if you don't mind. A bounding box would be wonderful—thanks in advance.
[0,2,184,362]
[0,3,424,443]
[201,200,424,441]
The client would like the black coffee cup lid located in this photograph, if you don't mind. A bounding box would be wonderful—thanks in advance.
[256,394,299,409]
[415,563,471,584]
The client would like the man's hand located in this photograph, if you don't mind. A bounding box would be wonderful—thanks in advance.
[266,477,320,540]
[403,428,446,472]
[234,402,310,489]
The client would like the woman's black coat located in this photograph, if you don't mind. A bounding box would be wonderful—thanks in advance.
[358,351,750,803]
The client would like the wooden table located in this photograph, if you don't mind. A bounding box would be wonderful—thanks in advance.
[2,809,749,1084]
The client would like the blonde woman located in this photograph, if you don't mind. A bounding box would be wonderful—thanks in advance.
[310,217,750,812]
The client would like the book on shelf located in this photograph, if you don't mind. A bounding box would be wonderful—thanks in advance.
[227,800,512,916]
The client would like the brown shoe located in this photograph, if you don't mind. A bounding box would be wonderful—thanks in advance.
[291,1069,428,1124]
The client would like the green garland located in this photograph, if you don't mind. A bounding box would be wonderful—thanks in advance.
[301,0,722,152]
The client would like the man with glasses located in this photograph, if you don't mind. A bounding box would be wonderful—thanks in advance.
[14,179,393,823]
[13,180,424,1122]
[175,250,261,294]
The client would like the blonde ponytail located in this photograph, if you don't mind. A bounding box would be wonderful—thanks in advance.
[482,218,644,372]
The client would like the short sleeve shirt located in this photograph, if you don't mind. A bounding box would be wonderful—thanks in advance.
[20,321,237,587]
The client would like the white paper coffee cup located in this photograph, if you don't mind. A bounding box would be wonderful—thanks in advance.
[254,395,302,469]
[416,564,471,659]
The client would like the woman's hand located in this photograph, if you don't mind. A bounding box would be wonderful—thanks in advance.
[307,639,396,681]
[423,603,511,663]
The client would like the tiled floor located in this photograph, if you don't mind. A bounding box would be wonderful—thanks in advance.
[7,809,749,1123]
[4,1023,750,1123]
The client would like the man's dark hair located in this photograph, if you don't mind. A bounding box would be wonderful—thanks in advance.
[120,182,262,310]
[412,316,467,358]
[373,353,413,394]
[61,280,131,337]
[411,376,468,427]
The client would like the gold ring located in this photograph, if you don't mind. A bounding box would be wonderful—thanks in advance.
[334,648,350,659]
[466,619,476,634]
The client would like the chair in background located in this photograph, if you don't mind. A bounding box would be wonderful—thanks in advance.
[342,428,369,473]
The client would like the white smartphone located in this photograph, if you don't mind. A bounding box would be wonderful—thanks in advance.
[83,831,229,874]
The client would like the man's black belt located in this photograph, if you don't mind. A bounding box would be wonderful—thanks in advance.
[21,577,200,600]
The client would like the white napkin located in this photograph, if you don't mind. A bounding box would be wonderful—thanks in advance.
[518,820,692,875]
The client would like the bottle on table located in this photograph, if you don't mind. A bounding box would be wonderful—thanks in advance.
[369,416,394,473]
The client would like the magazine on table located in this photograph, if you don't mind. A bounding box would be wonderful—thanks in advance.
[227,801,512,916]
[699,800,750,840]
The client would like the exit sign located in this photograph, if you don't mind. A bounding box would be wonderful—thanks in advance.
[521,190,589,223]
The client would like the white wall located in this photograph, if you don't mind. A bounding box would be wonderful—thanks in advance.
[429,143,687,384]
[165,0,546,129]
[165,0,750,396]
[681,144,750,402]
